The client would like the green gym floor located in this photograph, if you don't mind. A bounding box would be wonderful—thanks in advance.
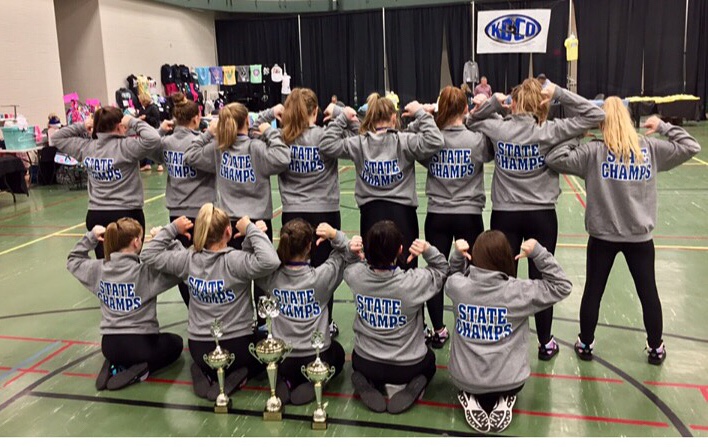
[0,123,707,437]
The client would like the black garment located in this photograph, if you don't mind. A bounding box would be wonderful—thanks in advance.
[170,215,196,307]
[101,333,183,374]
[141,104,161,129]
[188,333,266,382]
[126,74,139,97]
[278,340,345,389]
[580,237,663,348]
[490,209,558,345]
[85,209,145,259]
[424,213,484,330]
[351,347,436,388]
[281,211,342,322]
[360,200,419,270]
[475,384,524,414]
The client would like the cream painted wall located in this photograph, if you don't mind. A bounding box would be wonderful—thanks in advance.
[0,0,65,126]
[98,0,217,103]
[54,0,109,103]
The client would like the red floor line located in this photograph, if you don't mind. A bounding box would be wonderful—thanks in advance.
[558,233,708,241]
[0,366,49,374]
[529,373,623,384]
[512,409,669,428]
[562,174,587,209]
[0,334,99,346]
[691,425,708,431]
[3,343,72,388]
[644,381,708,389]
[702,388,708,402]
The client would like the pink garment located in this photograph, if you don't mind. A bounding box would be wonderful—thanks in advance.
[474,84,492,98]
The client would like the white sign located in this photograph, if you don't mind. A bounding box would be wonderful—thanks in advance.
[477,9,551,54]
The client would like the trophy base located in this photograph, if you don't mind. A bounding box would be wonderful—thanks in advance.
[263,410,282,421]
[214,402,231,414]
[312,421,327,430]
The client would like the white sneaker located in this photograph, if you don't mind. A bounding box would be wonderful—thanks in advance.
[457,390,490,433]
[488,395,516,432]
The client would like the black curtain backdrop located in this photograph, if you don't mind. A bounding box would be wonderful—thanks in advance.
[576,0,645,98]
[385,7,445,104]
[530,0,568,88]
[301,11,384,109]
[643,0,685,96]
[687,0,708,114]
[215,17,301,86]
[444,3,473,88]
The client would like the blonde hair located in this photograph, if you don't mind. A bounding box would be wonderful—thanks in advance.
[511,78,548,124]
[361,93,397,134]
[436,86,467,129]
[104,218,143,261]
[215,103,249,150]
[601,97,643,164]
[138,92,152,105]
[282,88,318,145]
[193,203,231,252]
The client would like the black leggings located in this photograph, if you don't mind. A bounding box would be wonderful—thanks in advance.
[228,218,273,326]
[188,332,266,382]
[282,211,342,322]
[170,215,195,308]
[278,340,345,388]
[580,237,663,348]
[351,347,436,388]
[101,333,183,373]
[491,209,558,345]
[86,209,145,259]
[474,384,524,414]
[424,213,484,330]
[360,200,419,270]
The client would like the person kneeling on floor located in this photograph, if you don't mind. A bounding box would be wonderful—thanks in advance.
[446,232,572,433]
[67,218,184,391]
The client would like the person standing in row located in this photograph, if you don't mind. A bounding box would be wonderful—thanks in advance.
[53,106,161,259]
[545,101,701,364]
[467,79,604,360]
[138,92,164,172]
[321,93,444,270]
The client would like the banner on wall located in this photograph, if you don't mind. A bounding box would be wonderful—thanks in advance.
[477,9,551,54]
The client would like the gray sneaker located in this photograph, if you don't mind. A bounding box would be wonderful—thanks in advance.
[458,390,490,433]
[488,395,516,433]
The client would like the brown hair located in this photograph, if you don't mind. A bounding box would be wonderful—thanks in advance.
[471,230,516,278]
[215,103,249,150]
[364,220,403,268]
[193,203,230,252]
[511,78,549,124]
[92,106,123,139]
[282,88,318,145]
[360,93,397,134]
[277,218,314,264]
[601,96,643,165]
[171,92,200,126]
[104,218,143,261]
[436,86,467,128]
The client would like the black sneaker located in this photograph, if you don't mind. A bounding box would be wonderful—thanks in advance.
[106,362,149,391]
[387,375,427,414]
[329,320,340,338]
[191,363,212,399]
[276,378,291,405]
[538,336,559,361]
[95,359,112,391]
[291,382,316,405]
[431,326,449,349]
[574,335,595,361]
[646,341,666,365]
[351,371,386,413]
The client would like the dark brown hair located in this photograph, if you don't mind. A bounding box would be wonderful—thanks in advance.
[171,92,200,126]
[471,230,517,278]
[277,218,315,263]
[361,93,397,134]
[436,86,467,128]
[92,106,123,139]
[282,88,318,145]
[364,220,403,268]
[104,218,143,261]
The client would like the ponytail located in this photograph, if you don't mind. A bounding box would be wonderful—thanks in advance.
[92,106,123,139]
[215,103,248,150]
[103,218,143,261]
[435,86,467,129]
[193,203,230,252]
[511,78,548,124]
[282,88,318,145]
[277,218,314,264]
[360,92,397,134]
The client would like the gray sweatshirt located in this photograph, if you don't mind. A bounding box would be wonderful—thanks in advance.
[545,122,701,242]
[344,247,449,365]
[52,118,161,210]
[184,128,290,220]
[419,125,494,214]
[445,244,572,394]
[67,231,181,335]
[255,231,359,356]
[467,87,605,211]
[256,108,340,213]
[140,222,281,341]
[159,126,216,217]
[320,106,444,207]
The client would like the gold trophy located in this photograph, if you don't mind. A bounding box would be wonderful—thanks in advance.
[203,320,235,414]
[301,330,336,430]
[249,294,291,421]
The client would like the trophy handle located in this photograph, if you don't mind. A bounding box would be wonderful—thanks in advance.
[248,342,261,363]
[202,353,209,363]
[325,365,336,383]
[280,343,293,362]
[300,365,308,381]
[226,353,236,369]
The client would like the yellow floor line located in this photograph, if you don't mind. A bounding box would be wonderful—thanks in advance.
[570,176,587,196]
[557,242,708,252]
[0,194,165,257]
[692,157,708,166]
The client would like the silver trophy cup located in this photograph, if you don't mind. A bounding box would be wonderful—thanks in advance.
[203,320,235,413]
[301,330,336,430]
